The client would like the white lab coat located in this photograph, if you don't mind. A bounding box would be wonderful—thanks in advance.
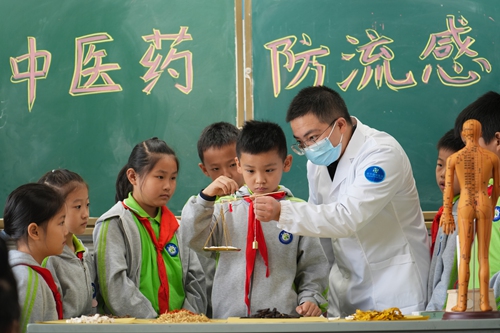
[278,118,430,316]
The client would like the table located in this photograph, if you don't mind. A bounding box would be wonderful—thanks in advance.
[28,318,500,333]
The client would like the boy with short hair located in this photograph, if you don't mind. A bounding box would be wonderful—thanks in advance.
[454,91,500,310]
[181,120,329,319]
[430,129,465,255]
[426,129,464,311]
[192,121,245,317]
[197,122,245,187]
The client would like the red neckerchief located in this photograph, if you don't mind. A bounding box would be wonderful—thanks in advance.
[76,251,84,261]
[243,191,286,315]
[22,264,63,319]
[430,206,444,256]
[122,202,179,314]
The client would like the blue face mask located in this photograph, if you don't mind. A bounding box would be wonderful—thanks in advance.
[304,122,343,166]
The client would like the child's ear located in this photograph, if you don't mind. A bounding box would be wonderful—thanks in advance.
[126,168,138,186]
[198,163,211,177]
[283,154,293,172]
[236,157,243,173]
[494,132,500,155]
[27,223,41,241]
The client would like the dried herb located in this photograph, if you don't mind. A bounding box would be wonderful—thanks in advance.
[249,308,300,318]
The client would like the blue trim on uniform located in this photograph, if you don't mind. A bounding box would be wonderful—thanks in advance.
[200,190,217,201]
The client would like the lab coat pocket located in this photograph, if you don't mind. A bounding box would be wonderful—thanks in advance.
[369,254,424,310]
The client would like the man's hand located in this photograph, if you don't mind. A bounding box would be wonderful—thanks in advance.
[201,176,239,198]
[253,196,281,222]
[296,301,322,317]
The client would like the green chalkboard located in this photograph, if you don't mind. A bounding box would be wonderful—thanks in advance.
[252,0,500,211]
[0,0,237,216]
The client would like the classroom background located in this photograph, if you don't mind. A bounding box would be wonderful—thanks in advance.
[1,0,499,218]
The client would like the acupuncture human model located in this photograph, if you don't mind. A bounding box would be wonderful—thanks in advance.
[441,119,499,312]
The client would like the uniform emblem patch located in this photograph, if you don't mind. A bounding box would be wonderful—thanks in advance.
[494,206,500,222]
[365,166,385,183]
[166,243,179,256]
[279,230,293,244]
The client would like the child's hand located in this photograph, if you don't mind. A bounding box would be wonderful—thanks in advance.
[296,301,322,317]
[440,212,455,235]
[202,176,239,197]
[253,196,281,222]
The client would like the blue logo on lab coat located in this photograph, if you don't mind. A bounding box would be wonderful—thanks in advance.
[494,206,500,222]
[166,243,179,256]
[365,166,385,183]
[279,230,293,244]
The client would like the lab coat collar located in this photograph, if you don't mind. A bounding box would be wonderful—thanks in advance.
[331,117,366,191]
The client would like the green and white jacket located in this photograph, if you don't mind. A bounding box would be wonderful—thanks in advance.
[93,201,207,318]
[9,250,58,333]
[43,235,96,318]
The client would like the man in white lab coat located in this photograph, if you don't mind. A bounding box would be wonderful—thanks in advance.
[254,86,430,316]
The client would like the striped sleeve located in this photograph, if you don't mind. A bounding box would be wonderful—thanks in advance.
[20,268,38,333]
[93,218,157,318]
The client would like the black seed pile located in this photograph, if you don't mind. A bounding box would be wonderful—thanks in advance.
[250,308,300,318]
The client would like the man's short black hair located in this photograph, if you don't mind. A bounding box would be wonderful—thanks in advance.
[197,122,240,163]
[286,85,352,126]
[236,120,287,160]
[437,129,465,153]
[454,91,500,144]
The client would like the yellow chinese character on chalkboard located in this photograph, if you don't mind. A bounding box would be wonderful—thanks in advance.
[140,27,193,95]
[337,29,416,92]
[10,37,52,112]
[264,33,330,98]
[70,33,122,96]
[419,15,491,87]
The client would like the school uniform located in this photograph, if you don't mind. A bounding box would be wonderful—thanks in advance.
[489,196,500,311]
[489,270,500,310]
[43,235,96,318]
[180,185,329,319]
[428,186,500,310]
[276,118,430,316]
[9,250,59,332]
[468,194,500,291]
[426,197,459,311]
[93,194,207,318]
[187,229,216,318]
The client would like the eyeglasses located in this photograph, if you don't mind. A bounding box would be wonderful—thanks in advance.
[291,118,338,155]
